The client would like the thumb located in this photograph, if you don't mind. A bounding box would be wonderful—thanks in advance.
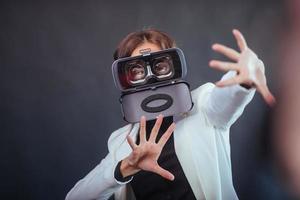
[257,84,276,106]
[152,164,175,181]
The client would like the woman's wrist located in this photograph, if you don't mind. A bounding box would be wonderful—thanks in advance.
[240,83,252,90]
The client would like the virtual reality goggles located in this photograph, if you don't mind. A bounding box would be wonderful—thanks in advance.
[112,48,193,123]
[112,48,187,92]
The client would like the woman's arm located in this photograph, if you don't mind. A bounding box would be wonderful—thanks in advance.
[202,29,275,129]
[66,116,176,200]
[203,71,255,129]
[65,125,134,200]
[65,152,124,200]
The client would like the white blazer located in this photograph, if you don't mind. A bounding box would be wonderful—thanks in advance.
[66,71,255,200]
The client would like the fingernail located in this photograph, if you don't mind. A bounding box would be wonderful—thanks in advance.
[268,96,276,107]
[171,175,175,181]
[156,114,163,118]
[212,44,218,49]
[215,81,223,87]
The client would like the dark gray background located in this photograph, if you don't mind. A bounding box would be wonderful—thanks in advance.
[0,1,289,199]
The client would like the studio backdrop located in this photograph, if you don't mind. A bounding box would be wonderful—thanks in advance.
[0,1,285,199]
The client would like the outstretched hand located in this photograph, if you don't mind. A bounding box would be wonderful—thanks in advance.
[209,29,276,106]
[120,114,176,181]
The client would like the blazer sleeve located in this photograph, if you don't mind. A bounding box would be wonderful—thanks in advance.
[65,125,133,200]
[195,71,256,129]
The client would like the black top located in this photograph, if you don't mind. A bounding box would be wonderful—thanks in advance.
[115,116,196,200]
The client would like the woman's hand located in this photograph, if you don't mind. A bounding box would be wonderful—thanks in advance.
[120,114,176,181]
[209,29,276,106]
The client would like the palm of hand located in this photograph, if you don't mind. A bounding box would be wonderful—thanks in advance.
[128,142,161,171]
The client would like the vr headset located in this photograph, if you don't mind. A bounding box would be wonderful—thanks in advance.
[112,48,193,123]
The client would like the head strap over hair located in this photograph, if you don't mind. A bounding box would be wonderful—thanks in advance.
[139,48,151,56]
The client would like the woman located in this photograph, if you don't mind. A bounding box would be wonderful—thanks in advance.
[66,29,275,200]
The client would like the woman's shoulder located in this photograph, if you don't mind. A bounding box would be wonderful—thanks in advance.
[190,82,215,109]
[107,123,134,152]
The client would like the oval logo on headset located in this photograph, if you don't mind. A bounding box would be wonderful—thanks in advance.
[141,94,173,113]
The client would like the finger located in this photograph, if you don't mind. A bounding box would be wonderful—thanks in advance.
[139,116,146,143]
[212,43,240,61]
[233,29,248,52]
[215,76,244,87]
[209,60,239,72]
[129,149,141,165]
[127,135,137,150]
[256,84,276,106]
[158,123,176,147]
[149,114,164,142]
[152,164,175,181]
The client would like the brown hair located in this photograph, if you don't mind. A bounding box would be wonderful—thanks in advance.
[113,29,176,60]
